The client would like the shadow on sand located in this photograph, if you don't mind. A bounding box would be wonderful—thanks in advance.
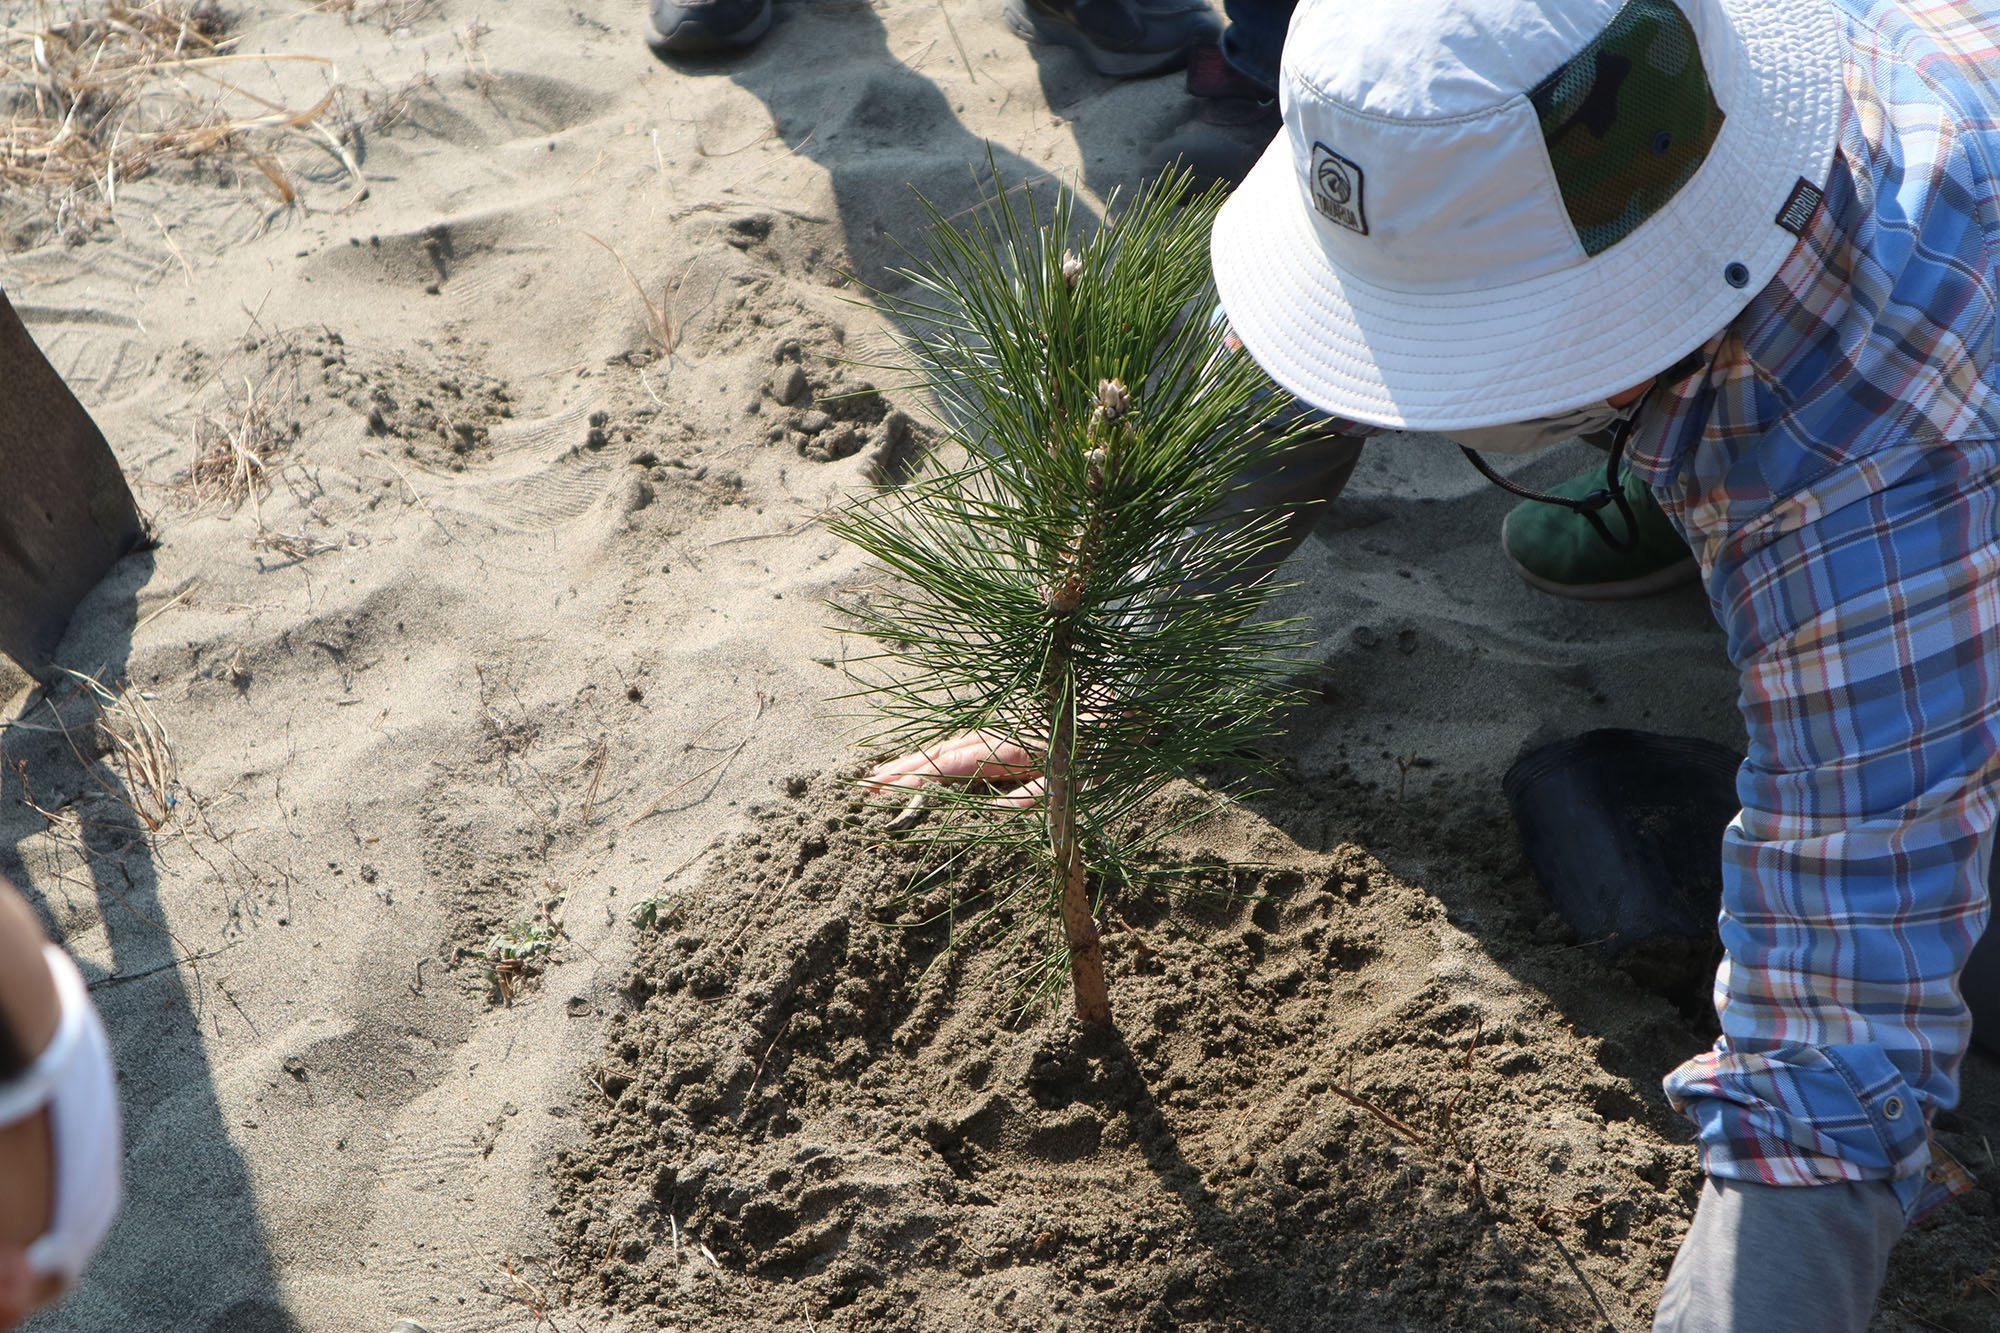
[5,553,301,1333]
[662,0,1110,291]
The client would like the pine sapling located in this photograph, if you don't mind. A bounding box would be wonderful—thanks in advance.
[833,174,1317,1030]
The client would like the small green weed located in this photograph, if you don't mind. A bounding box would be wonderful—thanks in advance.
[480,915,559,1004]
[629,893,683,931]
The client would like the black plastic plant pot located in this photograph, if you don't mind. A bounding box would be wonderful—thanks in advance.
[1505,729,2000,1052]
[1504,729,1743,1003]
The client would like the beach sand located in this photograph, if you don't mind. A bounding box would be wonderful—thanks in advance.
[2,1,1993,1329]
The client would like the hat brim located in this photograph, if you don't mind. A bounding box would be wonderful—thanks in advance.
[1211,0,1845,432]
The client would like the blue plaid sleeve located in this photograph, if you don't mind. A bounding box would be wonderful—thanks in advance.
[1625,0,2000,1220]
[1656,438,2000,1218]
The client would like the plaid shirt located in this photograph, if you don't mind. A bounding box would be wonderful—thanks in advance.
[1627,0,1998,1220]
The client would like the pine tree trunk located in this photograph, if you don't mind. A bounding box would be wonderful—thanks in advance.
[1045,667,1111,1027]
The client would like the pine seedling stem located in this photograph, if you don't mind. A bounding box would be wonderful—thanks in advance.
[1046,660,1110,1024]
[834,171,1316,1031]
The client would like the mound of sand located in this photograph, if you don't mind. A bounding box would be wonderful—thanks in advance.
[546,773,1998,1332]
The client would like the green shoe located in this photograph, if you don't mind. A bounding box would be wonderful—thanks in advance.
[1499,465,1697,600]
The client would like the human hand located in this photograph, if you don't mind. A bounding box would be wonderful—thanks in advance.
[0,1248,61,1330]
[0,882,60,1331]
[861,729,1046,810]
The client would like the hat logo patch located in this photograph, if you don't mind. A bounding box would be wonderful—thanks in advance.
[1309,142,1367,236]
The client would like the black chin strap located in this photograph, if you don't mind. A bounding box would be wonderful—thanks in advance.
[1453,349,1709,555]
[1459,410,1643,553]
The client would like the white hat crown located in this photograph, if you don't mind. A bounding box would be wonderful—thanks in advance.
[1280,0,1739,293]
[1214,0,1842,429]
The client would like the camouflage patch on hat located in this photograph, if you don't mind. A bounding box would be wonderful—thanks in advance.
[1529,0,1724,256]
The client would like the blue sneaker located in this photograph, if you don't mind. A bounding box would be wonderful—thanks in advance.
[645,0,772,53]
[1003,0,1219,77]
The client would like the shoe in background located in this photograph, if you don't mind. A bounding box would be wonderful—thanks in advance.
[1145,39,1279,193]
[645,0,774,54]
[1004,0,1220,78]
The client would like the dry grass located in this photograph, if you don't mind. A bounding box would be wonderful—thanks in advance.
[453,16,494,93]
[183,370,300,514]
[14,670,187,835]
[351,64,436,135]
[174,329,359,561]
[252,528,339,560]
[13,669,286,972]
[310,0,441,31]
[583,232,683,363]
[76,670,181,831]
[1,0,361,240]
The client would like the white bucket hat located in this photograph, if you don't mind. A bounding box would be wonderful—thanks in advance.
[1211,0,1845,431]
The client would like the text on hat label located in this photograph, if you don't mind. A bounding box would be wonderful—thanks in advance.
[1775,175,1825,237]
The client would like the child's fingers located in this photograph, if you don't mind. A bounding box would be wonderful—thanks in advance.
[859,749,963,791]
[936,732,1039,785]
[857,746,947,791]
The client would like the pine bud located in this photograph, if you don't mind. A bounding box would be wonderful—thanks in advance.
[1084,446,1107,493]
[1061,249,1082,289]
[1088,378,1130,440]
[1095,378,1129,421]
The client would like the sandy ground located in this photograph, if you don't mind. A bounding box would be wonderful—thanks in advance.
[0,1,1993,1330]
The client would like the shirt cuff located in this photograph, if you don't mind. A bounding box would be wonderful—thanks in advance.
[1664,1040,1976,1221]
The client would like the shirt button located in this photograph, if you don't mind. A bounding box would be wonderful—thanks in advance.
[1882,1095,1905,1120]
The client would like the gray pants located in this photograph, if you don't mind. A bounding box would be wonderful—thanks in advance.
[1654,1177,1904,1332]
[1207,426,1367,580]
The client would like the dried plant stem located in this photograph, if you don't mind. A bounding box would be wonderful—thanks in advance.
[582,232,678,359]
[62,670,181,832]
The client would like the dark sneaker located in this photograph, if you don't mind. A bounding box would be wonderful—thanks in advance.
[1186,39,1279,126]
[1499,464,1697,600]
[1004,0,1221,77]
[1185,40,1274,100]
[645,0,772,53]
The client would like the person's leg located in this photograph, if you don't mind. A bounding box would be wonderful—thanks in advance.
[648,0,1222,66]
[1211,423,1364,579]
[1653,1177,1903,1333]
[1118,416,1363,617]
[1174,316,1369,584]
[1151,0,1287,189]
[1656,439,1998,1325]
[1215,0,1291,89]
